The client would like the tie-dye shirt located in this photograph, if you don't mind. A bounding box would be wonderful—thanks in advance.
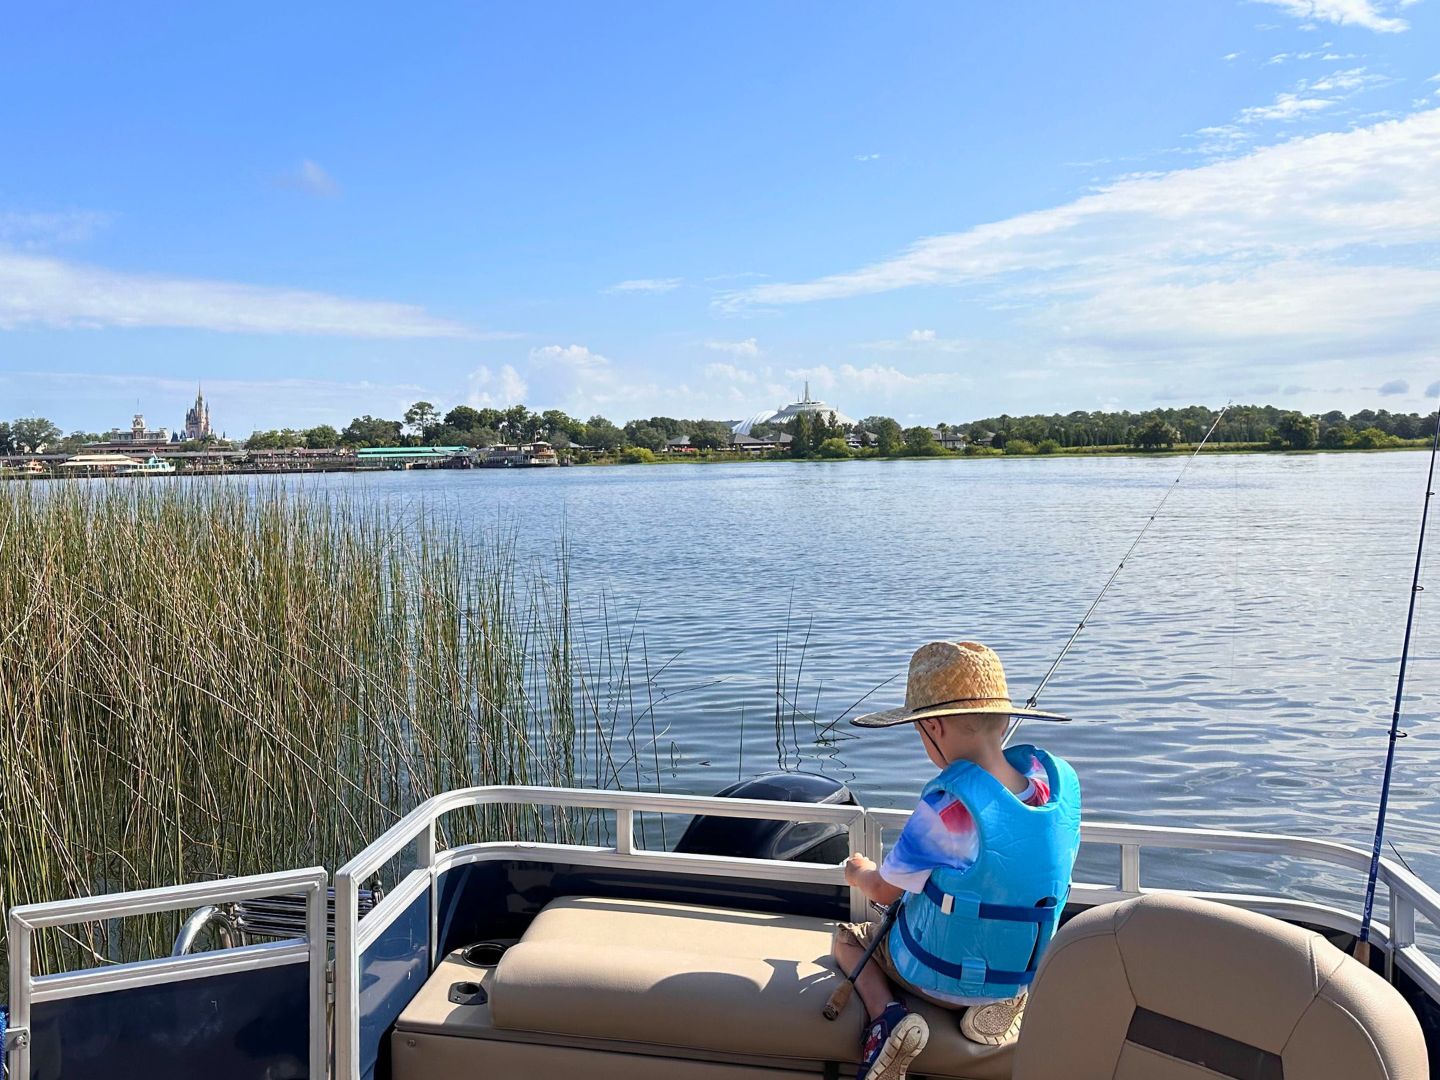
[879,755,1052,894]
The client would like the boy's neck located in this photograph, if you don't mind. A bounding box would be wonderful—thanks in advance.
[940,740,1029,794]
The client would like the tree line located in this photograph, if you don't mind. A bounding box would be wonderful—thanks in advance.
[961,405,1437,452]
[6,401,1436,457]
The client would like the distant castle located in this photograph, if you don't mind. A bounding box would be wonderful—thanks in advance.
[184,387,212,441]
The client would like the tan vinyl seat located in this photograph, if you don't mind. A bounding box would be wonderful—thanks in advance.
[1011,893,1429,1080]
[483,895,1013,1078]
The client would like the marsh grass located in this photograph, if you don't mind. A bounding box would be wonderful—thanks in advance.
[0,480,622,989]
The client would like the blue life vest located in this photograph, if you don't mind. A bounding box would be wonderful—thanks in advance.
[886,744,1081,1002]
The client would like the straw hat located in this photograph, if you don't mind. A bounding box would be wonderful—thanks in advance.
[852,641,1070,728]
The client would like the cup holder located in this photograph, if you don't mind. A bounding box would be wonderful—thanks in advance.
[462,941,509,967]
[448,980,486,1006]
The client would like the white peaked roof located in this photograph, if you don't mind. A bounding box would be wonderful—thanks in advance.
[730,382,856,435]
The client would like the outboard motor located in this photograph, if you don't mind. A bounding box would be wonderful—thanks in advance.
[674,771,856,864]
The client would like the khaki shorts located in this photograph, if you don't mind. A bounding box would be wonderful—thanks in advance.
[833,920,963,1012]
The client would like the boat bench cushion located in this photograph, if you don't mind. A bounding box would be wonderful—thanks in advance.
[488,895,1013,1079]
[1012,893,1429,1080]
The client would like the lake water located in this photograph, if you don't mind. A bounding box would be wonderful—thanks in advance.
[278,453,1440,908]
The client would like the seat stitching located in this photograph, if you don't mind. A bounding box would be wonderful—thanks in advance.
[1281,969,1393,1078]
[1109,906,1135,1080]
[1274,934,1325,1052]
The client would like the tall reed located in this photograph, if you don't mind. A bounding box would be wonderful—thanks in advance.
[0,480,590,988]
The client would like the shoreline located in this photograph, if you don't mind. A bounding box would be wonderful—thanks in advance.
[1,441,1428,481]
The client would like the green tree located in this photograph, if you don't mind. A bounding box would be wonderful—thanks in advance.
[583,415,624,451]
[903,426,940,456]
[0,422,12,455]
[817,437,851,458]
[305,425,340,450]
[1353,427,1400,450]
[863,416,903,456]
[54,431,102,453]
[404,401,441,439]
[1275,412,1318,450]
[1036,438,1060,455]
[11,417,61,453]
[1132,418,1178,450]
[626,425,665,451]
[787,413,813,457]
[341,415,402,447]
[1320,424,1354,450]
[1004,438,1036,455]
[620,446,656,464]
[443,405,485,433]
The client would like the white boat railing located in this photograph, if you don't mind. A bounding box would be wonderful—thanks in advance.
[332,785,1440,1080]
[332,784,871,1080]
[9,787,1440,1080]
[4,867,328,1080]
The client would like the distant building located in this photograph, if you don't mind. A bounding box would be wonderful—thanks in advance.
[731,382,858,436]
[103,414,171,447]
[184,387,212,441]
[478,441,559,467]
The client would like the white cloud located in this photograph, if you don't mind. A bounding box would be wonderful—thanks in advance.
[782,363,968,398]
[284,159,339,197]
[1378,378,1410,395]
[0,210,111,248]
[1251,0,1410,33]
[704,362,758,385]
[1224,52,1242,61]
[1238,91,1336,122]
[1310,66,1380,91]
[704,337,761,357]
[605,277,682,294]
[467,364,529,407]
[860,328,975,354]
[726,108,1440,305]
[723,109,1440,385]
[0,251,476,337]
[855,153,882,162]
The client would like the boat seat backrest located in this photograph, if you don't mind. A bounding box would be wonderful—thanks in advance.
[1011,893,1428,1080]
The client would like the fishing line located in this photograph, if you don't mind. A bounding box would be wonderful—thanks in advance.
[1356,408,1440,966]
[1007,403,1232,745]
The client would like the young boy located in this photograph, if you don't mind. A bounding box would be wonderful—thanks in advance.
[834,640,1081,1080]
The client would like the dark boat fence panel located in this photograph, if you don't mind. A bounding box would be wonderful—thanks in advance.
[4,868,328,1080]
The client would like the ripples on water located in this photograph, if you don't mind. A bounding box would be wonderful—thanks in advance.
[269,453,1440,905]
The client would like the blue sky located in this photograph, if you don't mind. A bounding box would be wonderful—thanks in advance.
[3,0,1439,436]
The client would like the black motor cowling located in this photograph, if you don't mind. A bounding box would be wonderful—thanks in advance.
[674,771,856,864]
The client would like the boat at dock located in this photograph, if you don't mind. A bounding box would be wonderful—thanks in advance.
[4,777,1437,1079]
[118,456,177,477]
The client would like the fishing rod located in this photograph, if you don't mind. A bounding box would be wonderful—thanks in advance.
[1007,403,1232,745]
[1355,408,1440,968]
[824,406,1233,1024]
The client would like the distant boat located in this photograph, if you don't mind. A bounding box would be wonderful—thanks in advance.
[119,455,177,476]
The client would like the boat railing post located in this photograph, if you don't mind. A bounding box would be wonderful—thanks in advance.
[306,876,327,1080]
[615,807,635,856]
[1389,888,1416,983]
[1120,844,1142,895]
[419,820,438,972]
[334,871,360,1080]
[6,908,32,1080]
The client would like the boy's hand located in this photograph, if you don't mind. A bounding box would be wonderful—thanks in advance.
[844,852,876,885]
